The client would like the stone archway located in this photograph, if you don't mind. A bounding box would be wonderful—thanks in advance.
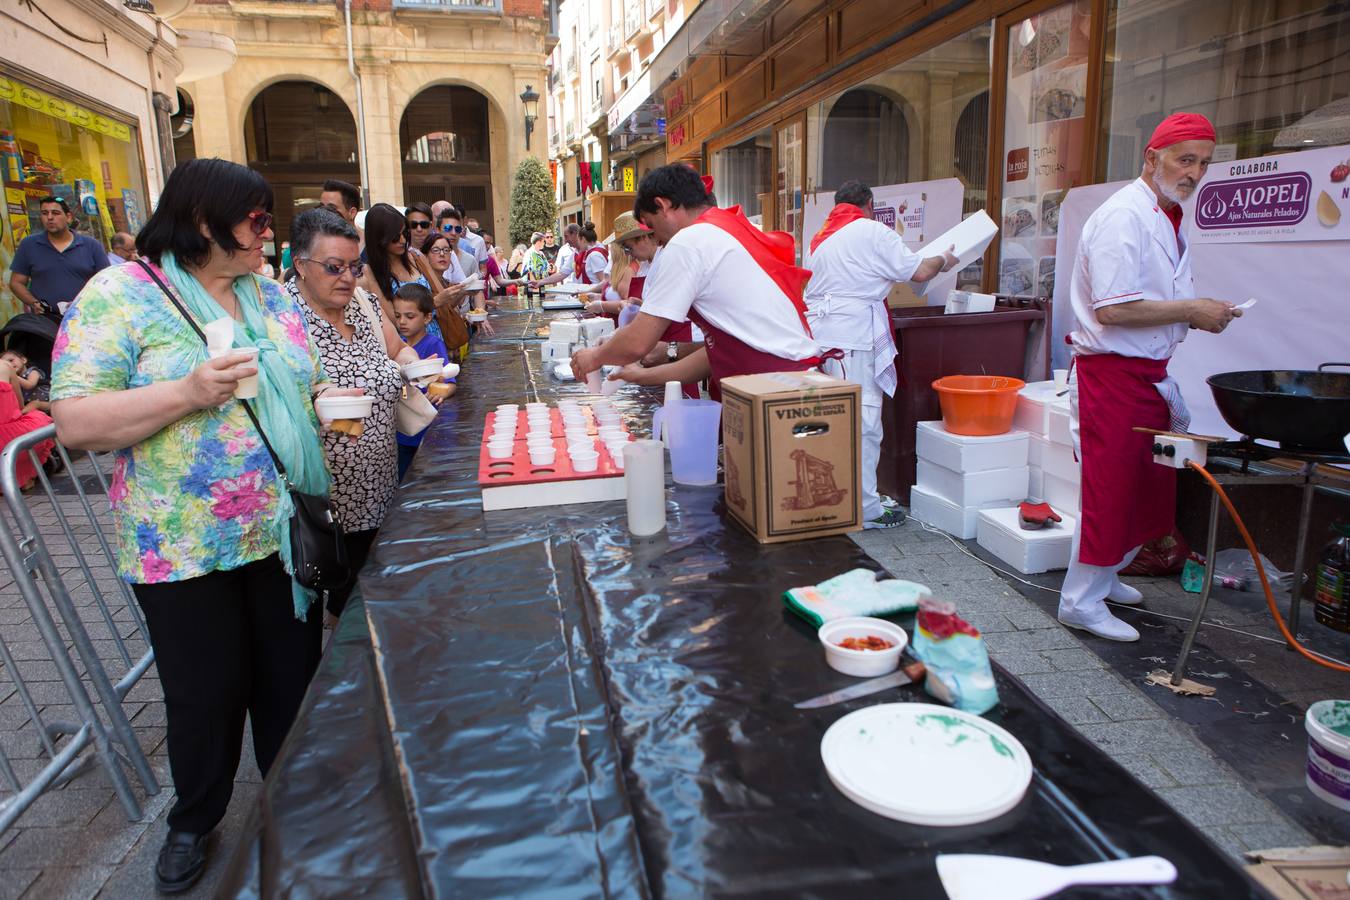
[243,79,359,248]
[820,88,912,191]
[399,85,494,230]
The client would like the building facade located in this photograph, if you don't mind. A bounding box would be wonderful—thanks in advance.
[546,0,699,230]
[0,0,181,318]
[173,0,555,244]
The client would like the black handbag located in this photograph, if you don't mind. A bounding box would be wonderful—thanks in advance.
[137,260,350,590]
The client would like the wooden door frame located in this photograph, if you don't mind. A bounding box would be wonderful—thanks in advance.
[771,109,808,244]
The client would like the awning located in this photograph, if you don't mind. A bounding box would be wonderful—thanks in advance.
[649,0,786,87]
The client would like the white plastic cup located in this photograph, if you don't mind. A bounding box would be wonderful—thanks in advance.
[487,441,514,459]
[209,347,260,400]
[662,380,683,408]
[598,426,624,441]
[570,450,599,472]
[568,438,595,453]
[529,447,557,465]
[496,404,519,414]
[585,370,603,393]
[527,435,554,447]
[1054,368,1069,389]
[525,402,548,411]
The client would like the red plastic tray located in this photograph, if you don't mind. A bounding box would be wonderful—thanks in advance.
[478,435,629,486]
[482,408,631,442]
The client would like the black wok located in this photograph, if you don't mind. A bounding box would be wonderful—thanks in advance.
[1207,363,1350,452]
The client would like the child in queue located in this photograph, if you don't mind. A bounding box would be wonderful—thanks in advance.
[1,349,48,413]
[392,283,455,480]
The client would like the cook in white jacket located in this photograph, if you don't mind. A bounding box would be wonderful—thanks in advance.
[804,180,957,529]
[1061,112,1241,642]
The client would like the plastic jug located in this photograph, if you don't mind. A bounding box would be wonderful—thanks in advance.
[656,399,721,486]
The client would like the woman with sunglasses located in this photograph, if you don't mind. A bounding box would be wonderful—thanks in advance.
[288,207,418,624]
[358,203,441,326]
[49,159,350,893]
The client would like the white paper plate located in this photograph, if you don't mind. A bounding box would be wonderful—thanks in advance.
[821,703,1031,827]
[542,298,585,310]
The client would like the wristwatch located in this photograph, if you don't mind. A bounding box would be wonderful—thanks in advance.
[666,343,679,362]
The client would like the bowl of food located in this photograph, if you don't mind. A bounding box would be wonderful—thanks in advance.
[467,310,489,323]
[402,357,444,386]
[818,616,908,677]
[314,395,373,436]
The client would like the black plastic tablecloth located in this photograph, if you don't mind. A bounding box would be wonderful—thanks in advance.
[220,298,1265,898]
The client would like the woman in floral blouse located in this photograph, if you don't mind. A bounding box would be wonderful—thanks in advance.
[49,159,351,893]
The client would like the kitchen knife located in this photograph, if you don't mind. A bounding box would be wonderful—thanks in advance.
[794,659,926,709]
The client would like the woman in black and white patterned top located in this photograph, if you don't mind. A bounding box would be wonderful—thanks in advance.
[286,209,417,618]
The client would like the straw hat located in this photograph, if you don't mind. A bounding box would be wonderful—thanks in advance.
[612,211,652,243]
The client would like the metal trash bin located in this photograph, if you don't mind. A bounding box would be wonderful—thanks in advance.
[880,299,1047,505]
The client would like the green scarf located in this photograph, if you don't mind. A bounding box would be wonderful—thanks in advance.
[161,252,330,619]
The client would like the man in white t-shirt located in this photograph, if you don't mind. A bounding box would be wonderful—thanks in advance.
[805,180,957,529]
[571,164,819,392]
[551,224,580,284]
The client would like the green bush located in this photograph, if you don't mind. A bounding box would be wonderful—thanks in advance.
[509,156,558,247]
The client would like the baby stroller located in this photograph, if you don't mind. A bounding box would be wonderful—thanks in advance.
[0,312,59,376]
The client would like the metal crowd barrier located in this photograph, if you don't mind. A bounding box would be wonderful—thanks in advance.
[0,425,159,832]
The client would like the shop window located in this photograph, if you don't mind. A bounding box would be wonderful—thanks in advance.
[246,82,357,163]
[1099,0,1350,175]
[821,89,911,190]
[712,128,772,225]
[171,89,196,165]
[400,85,494,228]
[999,1,1092,298]
[808,24,991,286]
[0,72,148,317]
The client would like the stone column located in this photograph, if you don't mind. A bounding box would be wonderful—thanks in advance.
[359,61,403,204]
[927,69,957,180]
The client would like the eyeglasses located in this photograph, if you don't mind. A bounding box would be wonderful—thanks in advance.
[408,219,432,230]
[247,211,274,235]
[441,223,464,234]
[299,258,365,278]
[427,246,452,256]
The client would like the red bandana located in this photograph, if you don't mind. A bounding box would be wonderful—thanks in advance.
[810,203,870,254]
[1147,113,1216,151]
[697,205,813,335]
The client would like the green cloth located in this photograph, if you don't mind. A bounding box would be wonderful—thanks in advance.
[160,252,331,618]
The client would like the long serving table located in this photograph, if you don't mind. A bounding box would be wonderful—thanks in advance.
[218,297,1264,898]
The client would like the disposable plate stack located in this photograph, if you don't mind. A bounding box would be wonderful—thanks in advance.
[910,421,1029,540]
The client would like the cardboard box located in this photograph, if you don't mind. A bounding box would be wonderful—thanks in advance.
[720,371,862,543]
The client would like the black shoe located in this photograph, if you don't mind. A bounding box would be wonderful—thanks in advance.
[155,830,208,894]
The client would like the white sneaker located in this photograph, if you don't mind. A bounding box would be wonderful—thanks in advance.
[1058,607,1140,642]
[1108,579,1144,605]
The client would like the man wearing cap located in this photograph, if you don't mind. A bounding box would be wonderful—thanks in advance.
[805,180,958,529]
[1060,112,1240,642]
[9,196,109,318]
[570,164,819,394]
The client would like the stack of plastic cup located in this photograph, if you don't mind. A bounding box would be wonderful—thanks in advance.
[595,407,621,428]
[569,440,598,471]
[605,438,629,467]
[597,425,624,444]
[528,443,556,465]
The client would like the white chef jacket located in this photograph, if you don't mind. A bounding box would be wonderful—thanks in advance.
[641,222,819,361]
[555,243,577,283]
[1069,178,1194,360]
[804,217,921,396]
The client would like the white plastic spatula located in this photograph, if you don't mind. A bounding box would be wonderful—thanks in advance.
[936,854,1177,900]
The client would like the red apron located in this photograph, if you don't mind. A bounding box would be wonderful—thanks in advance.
[631,273,699,399]
[575,244,609,284]
[1075,353,1175,566]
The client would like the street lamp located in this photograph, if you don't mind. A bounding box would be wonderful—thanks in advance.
[520,85,540,151]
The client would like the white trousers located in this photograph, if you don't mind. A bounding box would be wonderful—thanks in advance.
[824,349,885,520]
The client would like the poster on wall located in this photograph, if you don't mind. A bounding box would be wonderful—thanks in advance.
[1191,144,1350,244]
[1000,0,1092,297]
[802,177,967,307]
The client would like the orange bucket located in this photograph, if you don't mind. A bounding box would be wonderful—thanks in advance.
[931,375,1026,436]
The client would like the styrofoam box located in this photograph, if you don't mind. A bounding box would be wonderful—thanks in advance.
[581,317,615,342]
[541,340,572,362]
[1013,381,1060,436]
[549,320,582,343]
[1047,402,1073,447]
[915,420,1029,474]
[977,506,1077,575]
[1043,470,1080,517]
[1030,434,1079,484]
[910,484,1008,540]
[1028,467,1045,502]
[916,460,1029,508]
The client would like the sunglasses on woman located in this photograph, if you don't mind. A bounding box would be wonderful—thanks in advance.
[247,211,274,235]
[300,258,365,278]
[441,223,465,234]
[408,219,432,230]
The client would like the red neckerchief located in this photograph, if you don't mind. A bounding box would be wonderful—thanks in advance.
[810,203,870,253]
[1162,203,1183,237]
[574,244,609,282]
[696,205,813,334]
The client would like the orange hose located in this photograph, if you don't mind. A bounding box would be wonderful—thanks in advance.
[1187,461,1350,672]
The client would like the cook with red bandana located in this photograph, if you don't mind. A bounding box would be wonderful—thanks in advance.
[1060,112,1241,642]
[571,165,823,393]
